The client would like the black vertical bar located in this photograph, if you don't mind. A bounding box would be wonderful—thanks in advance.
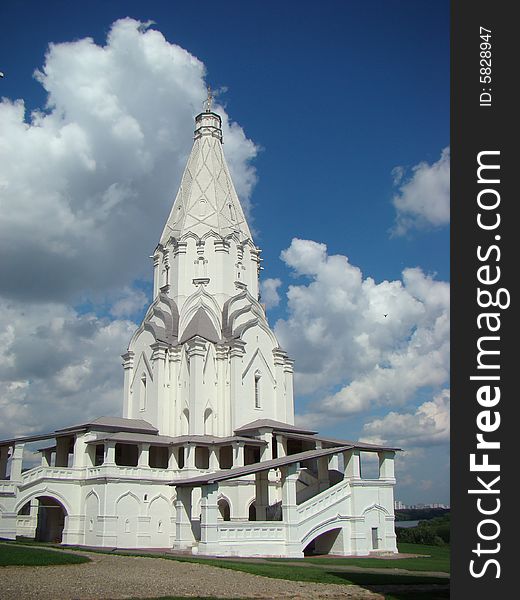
[452,1,515,597]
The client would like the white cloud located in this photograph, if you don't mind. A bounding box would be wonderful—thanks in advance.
[0,298,134,439]
[0,18,258,303]
[274,239,449,420]
[260,278,282,309]
[109,286,149,318]
[362,389,450,447]
[391,147,450,236]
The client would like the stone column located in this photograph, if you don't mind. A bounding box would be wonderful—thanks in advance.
[151,341,169,429]
[9,443,25,481]
[276,435,287,458]
[199,483,219,553]
[72,434,88,468]
[283,359,295,423]
[209,447,219,471]
[215,344,228,437]
[168,347,182,437]
[184,443,196,470]
[343,449,361,479]
[104,441,116,466]
[317,456,329,492]
[168,446,180,470]
[273,349,287,420]
[281,462,302,557]
[174,486,195,549]
[152,252,161,298]
[233,442,244,468]
[186,337,207,435]
[122,351,135,418]
[378,451,395,479]
[259,429,273,462]
[255,471,269,520]
[41,448,52,468]
[138,443,150,468]
[229,340,246,432]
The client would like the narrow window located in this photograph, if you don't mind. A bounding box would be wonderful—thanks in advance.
[254,372,261,408]
[140,374,147,411]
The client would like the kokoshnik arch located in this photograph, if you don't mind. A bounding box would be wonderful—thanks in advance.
[0,98,400,557]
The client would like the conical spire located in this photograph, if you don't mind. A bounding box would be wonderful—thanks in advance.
[159,104,252,244]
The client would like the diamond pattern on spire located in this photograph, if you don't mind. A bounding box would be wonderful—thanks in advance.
[159,118,252,244]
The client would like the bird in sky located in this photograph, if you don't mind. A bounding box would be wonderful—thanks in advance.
[383,313,388,317]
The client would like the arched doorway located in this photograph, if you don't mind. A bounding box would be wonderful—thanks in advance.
[35,496,67,543]
[218,498,231,521]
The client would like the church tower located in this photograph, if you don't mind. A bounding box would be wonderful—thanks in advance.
[122,100,294,438]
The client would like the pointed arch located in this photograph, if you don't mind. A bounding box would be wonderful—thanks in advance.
[242,347,276,384]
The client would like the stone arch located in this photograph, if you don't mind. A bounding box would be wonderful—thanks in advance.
[247,498,256,521]
[217,493,232,521]
[15,488,73,517]
[300,515,351,550]
[32,496,68,543]
[179,289,222,339]
[204,407,214,436]
[115,491,141,548]
[148,494,172,547]
[181,408,190,435]
[84,490,100,545]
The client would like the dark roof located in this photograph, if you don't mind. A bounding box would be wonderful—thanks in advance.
[55,417,158,435]
[277,431,401,453]
[171,446,353,487]
[234,419,317,435]
[179,307,221,343]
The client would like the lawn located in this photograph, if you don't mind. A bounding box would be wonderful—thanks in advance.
[0,542,90,567]
[271,543,450,574]
[157,554,448,587]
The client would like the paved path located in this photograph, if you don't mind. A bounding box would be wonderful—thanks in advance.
[1,550,386,600]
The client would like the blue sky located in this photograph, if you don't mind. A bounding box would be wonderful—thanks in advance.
[0,1,449,505]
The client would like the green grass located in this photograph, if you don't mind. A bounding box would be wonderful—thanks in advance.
[269,543,450,574]
[0,543,90,567]
[5,539,449,589]
[134,554,448,587]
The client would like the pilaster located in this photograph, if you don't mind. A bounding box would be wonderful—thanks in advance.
[122,351,135,418]
[186,337,207,435]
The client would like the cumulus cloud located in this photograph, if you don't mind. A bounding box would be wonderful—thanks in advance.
[275,239,449,419]
[260,278,282,309]
[0,18,258,303]
[0,298,134,438]
[391,147,450,236]
[362,389,450,447]
[109,286,149,318]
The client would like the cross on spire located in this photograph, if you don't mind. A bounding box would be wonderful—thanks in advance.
[205,85,213,112]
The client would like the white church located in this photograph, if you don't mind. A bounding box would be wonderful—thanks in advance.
[0,101,399,557]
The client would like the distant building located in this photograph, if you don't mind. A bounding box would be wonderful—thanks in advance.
[0,101,399,556]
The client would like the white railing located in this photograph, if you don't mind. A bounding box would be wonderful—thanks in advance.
[297,479,350,524]
[20,466,78,485]
[0,481,17,495]
[217,521,286,541]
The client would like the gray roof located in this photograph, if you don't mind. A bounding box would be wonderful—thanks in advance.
[179,307,221,343]
[234,419,317,435]
[171,446,353,487]
[276,431,401,453]
[55,417,158,435]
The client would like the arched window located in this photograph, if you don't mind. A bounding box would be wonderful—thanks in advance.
[254,371,261,409]
[204,408,213,436]
[139,374,147,411]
